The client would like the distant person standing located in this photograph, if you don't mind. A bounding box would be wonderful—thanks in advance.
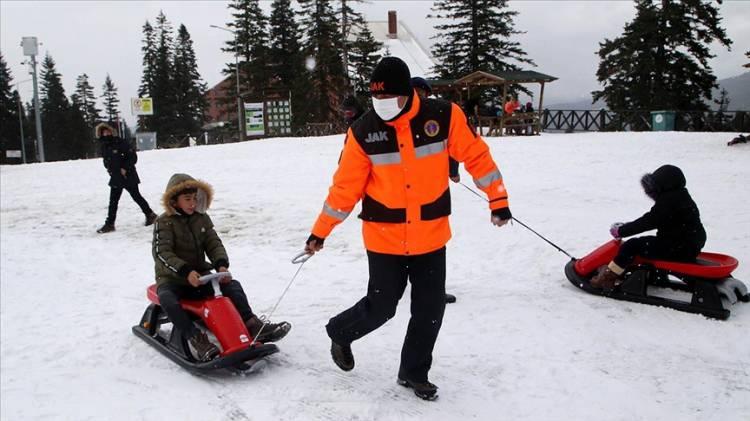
[96,123,157,233]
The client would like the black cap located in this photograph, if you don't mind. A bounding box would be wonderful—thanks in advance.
[370,57,412,96]
[410,77,432,95]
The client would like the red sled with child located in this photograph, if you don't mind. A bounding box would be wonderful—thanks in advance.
[565,165,748,319]
[132,273,280,373]
[565,240,748,320]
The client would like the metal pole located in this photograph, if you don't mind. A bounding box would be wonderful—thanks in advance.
[16,89,26,164]
[30,54,45,162]
[235,45,244,142]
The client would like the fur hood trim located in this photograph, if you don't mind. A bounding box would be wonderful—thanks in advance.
[161,173,214,216]
[95,122,118,138]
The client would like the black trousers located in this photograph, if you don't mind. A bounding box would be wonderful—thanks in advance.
[326,247,446,383]
[157,279,255,338]
[614,236,700,269]
[106,184,152,225]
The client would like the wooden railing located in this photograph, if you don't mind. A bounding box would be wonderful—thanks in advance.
[542,109,750,133]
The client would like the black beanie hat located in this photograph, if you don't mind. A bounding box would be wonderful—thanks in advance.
[370,57,412,96]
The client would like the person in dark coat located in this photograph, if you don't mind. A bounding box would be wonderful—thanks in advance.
[96,123,157,233]
[591,164,707,289]
[341,95,365,127]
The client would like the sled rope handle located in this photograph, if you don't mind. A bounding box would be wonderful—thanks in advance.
[458,181,576,260]
[249,251,311,347]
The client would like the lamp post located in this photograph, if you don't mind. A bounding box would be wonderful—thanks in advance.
[21,37,45,162]
[210,24,244,142]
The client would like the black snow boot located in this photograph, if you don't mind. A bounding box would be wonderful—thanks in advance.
[330,340,354,371]
[96,223,115,234]
[188,332,220,362]
[397,377,439,401]
[445,293,457,304]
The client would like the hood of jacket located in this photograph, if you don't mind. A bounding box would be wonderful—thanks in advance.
[95,122,118,139]
[161,173,214,216]
[641,164,687,199]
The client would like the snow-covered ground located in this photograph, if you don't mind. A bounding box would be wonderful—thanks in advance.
[1,131,748,421]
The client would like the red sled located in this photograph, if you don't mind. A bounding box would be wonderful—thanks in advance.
[564,240,749,320]
[131,274,278,373]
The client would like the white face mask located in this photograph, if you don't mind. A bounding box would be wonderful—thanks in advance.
[372,96,404,121]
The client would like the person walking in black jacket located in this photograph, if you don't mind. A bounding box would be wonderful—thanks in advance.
[96,123,157,233]
[591,164,707,289]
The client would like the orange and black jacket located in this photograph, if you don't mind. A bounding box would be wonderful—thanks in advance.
[311,92,510,256]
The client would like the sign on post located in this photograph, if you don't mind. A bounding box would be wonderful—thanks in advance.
[244,102,265,137]
[5,150,22,159]
[131,97,154,116]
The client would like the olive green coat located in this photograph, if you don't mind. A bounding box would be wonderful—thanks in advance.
[152,174,229,286]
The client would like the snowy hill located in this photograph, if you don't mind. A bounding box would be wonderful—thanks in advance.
[1,131,748,420]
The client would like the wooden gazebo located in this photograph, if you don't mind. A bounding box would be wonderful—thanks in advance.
[430,70,557,136]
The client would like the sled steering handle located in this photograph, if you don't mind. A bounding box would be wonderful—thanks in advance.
[198,272,233,298]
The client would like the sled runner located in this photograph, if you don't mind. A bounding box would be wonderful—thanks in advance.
[132,273,279,373]
[565,240,749,320]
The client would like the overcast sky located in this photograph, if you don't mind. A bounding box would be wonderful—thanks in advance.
[2,0,748,125]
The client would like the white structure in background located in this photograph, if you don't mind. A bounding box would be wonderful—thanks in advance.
[364,11,436,78]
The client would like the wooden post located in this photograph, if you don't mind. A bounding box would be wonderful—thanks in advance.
[538,82,546,134]
[500,82,508,136]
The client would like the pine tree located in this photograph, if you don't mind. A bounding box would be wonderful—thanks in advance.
[74,74,101,127]
[335,0,367,90]
[268,0,308,128]
[69,93,93,158]
[102,74,120,123]
[349,25,382,100]
[152,11,178,136]
[39,53,74,161]
[223,0,270,102]
[173,24,207,134]
[298,0,347,123]
[593,0,732,113]
[0,52,22,163]
[429,0,534,80]
[138,20,157,131]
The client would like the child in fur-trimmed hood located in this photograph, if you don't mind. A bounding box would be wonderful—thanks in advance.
[152,173,291,361]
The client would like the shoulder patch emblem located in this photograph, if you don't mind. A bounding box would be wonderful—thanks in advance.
[424,120,440,137]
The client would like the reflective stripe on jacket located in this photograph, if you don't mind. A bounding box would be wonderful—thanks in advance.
[312,93,510,255]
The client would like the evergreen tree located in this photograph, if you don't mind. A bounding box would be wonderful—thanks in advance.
[298,0,347,123]
[349,25,382,100]
[39,53,74,161]
[69,93,93,158]
[0,52,23,163]
[429,0,534,80]
[74,74,101,127]
[223,0,270,102]
[593,0,732,113]
[335,0,367,90]
[173,24,208,134]
[138,20,157,131]
[268,0,309,128]
[152,11,178,136]
[102,74,120,123]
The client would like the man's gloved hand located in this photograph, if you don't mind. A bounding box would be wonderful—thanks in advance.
[491,208,512,227]
[305,234,325,254]
[610,223,624,239]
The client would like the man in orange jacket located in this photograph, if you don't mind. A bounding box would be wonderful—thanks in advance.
[304,57,511,401]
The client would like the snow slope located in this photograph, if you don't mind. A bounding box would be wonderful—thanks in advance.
[1,131,748,421]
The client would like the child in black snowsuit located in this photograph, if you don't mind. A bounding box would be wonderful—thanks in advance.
[591,164,706,290]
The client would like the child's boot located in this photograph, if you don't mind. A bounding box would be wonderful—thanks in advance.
[245,316,291,343]
[188,331,220,362]
[590,265,621,291]
[97,223,115,234]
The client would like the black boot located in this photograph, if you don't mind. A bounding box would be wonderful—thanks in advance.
[188,332,220,362]
[97,223,115,234]
[330,340,354,371]
[397,377,439,401]
[445,293,457,304]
